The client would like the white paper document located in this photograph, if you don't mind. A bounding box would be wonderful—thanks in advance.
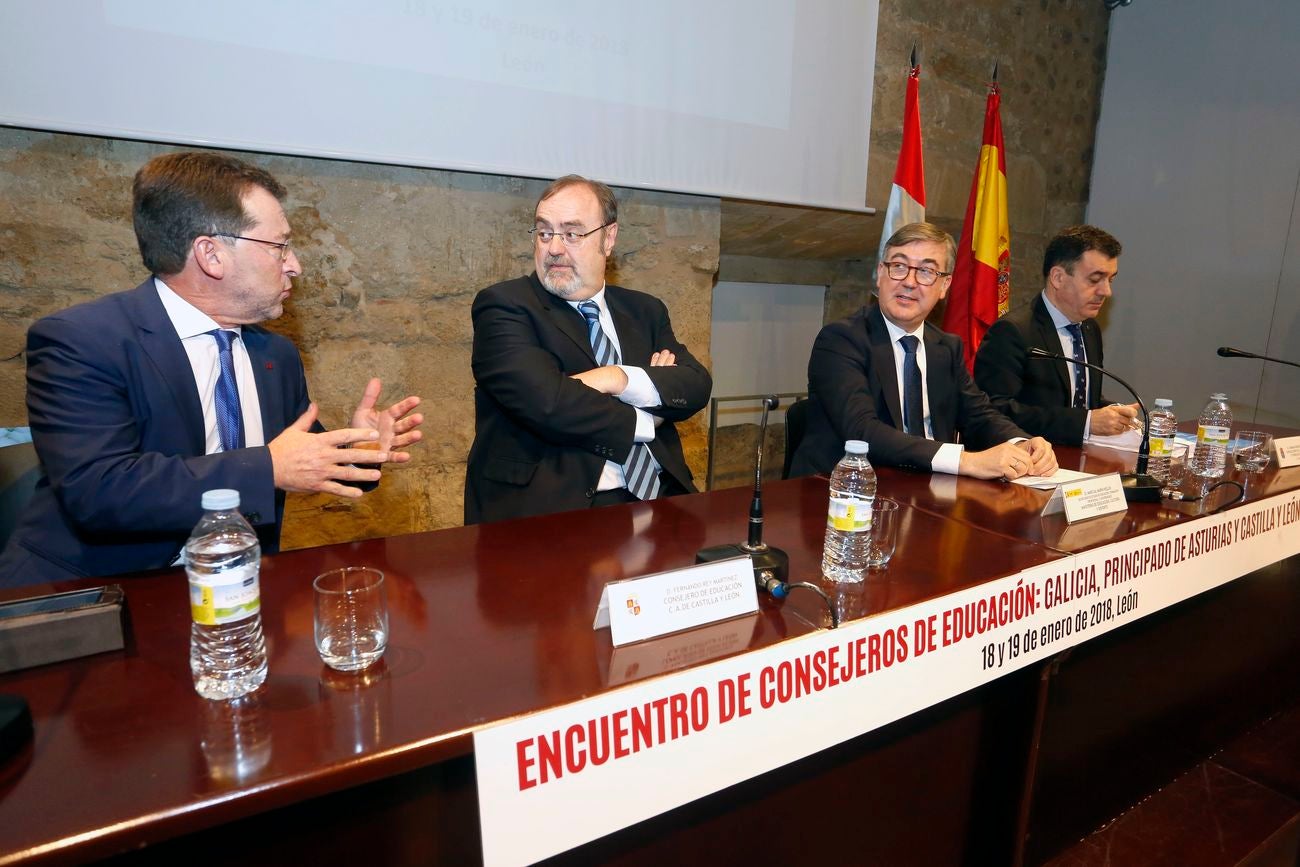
[1011,468,1095,490]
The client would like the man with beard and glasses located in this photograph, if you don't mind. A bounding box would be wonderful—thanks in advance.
[464,175,711,524]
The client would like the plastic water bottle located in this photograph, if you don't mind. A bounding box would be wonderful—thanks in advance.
[822,440,877,584]
[1190,393,1232,479]
[186,489,268,700]
[1146,398,1177,482]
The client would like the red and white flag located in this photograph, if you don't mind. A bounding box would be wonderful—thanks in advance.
[877,58,926,262]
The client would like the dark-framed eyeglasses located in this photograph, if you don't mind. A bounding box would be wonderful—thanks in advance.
[881,261,950,286]
[216,233,294,262]
[529,222,613,248]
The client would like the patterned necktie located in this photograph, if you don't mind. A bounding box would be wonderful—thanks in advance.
[1066,323,1088,409]
[209,329,245,452]
[899,335,924,437]
[577,301,661,500]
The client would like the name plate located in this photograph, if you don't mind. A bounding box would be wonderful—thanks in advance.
[593,556,758,647]
[1041,472,1127,523]
[1275,435,1300,469]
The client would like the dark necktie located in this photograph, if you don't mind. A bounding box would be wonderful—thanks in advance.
[1066,323,1088,409]
[209,329,245,452]
[577,301,661,500]
[899,335,924,437]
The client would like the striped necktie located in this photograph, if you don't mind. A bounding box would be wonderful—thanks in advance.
[1066,323,1088,409]
[577,301,661,501]
[208,329,245,451]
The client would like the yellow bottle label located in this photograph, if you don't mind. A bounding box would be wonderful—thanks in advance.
[827,496,873,533]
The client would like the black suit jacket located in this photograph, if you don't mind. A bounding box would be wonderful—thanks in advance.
[789,305,1027,476]
[0,280,314,587]
[465,274,712,524]
[973,294,1106,446]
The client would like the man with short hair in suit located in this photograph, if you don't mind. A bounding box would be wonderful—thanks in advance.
[974,225,1138,446]
[0,151,423,587]
[465,175,711,524]
[789,222,1057,479]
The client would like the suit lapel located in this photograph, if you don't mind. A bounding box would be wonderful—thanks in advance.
[127,280,206,456]
[922,324,956,442]
[866,307,905,431]
[1083,319,1104,406]
[530,273,597,364]
[1032,296,1072,397]
[242,327,285,436]
[606,286,649,365]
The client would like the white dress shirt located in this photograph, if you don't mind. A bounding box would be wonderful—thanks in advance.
[880,317,964,475]
[155,278,265,453]
[567,286,664,492]
[1040,291,1096,437]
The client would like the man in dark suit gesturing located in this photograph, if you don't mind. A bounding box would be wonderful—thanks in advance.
[466,175,711,524]
[974,225,1137,445]
[0,152,422,587]
[790,222,1056,479]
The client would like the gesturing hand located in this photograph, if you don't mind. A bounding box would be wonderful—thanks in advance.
[349,377,424,461]
[268,404,388,498]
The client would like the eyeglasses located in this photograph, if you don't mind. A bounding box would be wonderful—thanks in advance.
[529,222,612,247]
[882,261,950,286]
[217,233,294,262]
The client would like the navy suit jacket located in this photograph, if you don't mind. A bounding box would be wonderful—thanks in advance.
[973,295,1106,446]
[0,280,311,587]
[465,274,712,524]
[789,305,1027,476]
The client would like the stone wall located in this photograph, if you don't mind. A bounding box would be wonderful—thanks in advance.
[0,129,719,548]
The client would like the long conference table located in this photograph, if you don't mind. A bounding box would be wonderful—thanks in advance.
[1,429,1298,866]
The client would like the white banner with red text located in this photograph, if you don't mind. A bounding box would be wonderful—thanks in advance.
[475,490,1300,866]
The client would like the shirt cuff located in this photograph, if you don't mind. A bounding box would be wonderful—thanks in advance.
[633,407,656,443]
[931,442,964,475]
[1083,410,1093,439]
[616,365,663,408]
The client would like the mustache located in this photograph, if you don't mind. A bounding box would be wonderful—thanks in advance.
[544,254,573,268]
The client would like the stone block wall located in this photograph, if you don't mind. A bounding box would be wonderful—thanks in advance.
[0,129,719,548]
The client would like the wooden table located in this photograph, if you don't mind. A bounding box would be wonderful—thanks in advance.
[1,431,1297,866]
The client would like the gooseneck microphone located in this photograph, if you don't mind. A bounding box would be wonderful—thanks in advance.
[1217,346,1300,369]
[695,397,839,626]
[697,397,790,594]
[1027,347,1162,502]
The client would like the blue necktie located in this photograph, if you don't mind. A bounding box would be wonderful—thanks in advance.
[899,335,924,437]
[209,329,245,452]
[578,301,661,501]
[1066,323,1088,409]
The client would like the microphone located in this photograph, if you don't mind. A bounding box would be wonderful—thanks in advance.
[1027,347,1162,502]
[696,395,791,597]
[1217,346,1300,369]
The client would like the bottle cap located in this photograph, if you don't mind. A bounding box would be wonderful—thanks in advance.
[1211,392,1227,400]
[844,440,869,455]
[200,489,241,511]
[1154,398,1172,408]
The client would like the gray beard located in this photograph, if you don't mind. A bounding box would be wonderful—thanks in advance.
[539,260,583,299]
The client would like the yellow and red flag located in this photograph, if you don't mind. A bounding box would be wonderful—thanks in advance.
[943,79,1010,372]
[877,55,926,262]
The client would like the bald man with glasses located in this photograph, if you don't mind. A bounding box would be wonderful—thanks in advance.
[465,174,711,524]
[790,222,1056,479]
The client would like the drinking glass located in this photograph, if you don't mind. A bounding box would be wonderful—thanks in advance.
[313,567,388,671]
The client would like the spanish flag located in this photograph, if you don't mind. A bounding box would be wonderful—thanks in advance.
[877,55,926,263]
[943,79,1010,372]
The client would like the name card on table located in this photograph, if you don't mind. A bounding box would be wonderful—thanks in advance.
[1041,472,1127,524]
[1275,435,1300,469]
[593,556,758,647]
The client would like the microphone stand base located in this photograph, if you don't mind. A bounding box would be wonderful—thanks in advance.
[1121,473,1163,503]
[696,544,790,585]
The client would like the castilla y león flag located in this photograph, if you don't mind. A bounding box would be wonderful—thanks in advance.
[944,80,1010,372]
[877,59,926,262]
